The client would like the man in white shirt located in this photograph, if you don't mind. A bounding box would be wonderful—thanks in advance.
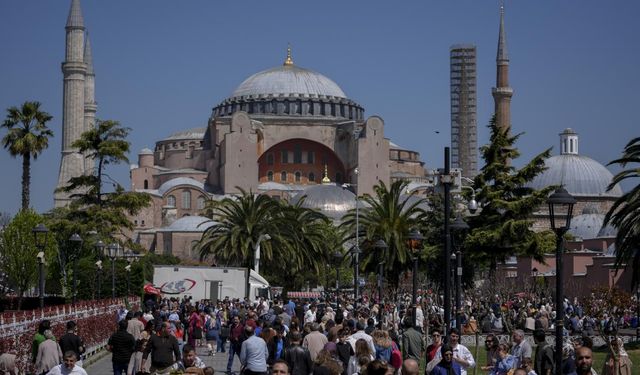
[47,351,87,375]
[510,329,532,369]
[304,304,317,325]
[448,328,475,375]
[347,321,376,355]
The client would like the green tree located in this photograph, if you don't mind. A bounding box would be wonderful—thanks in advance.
[55,119,151,242]
[603,137,640,288]
[2,101,53,211]
[0,210,57,309]
[466,117,556,270]
[343,180,428,287]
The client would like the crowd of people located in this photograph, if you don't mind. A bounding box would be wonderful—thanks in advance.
[1,291,636,375]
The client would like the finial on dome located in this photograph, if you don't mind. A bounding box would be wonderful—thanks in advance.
[322,164,331,184]
[284,43,294,66]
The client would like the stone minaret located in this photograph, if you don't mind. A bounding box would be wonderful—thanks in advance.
[55,0,88,207]
[83,32,96,175]
[491,5,513,132]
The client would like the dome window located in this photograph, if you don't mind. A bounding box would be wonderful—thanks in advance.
[281,171,287,182]
[182,191,191,209]
[281,150,289,164]
[267,171,274,181]
[267,153,274,165]
[197,196,206,210]
[295,171,302,182]
[167,195,176,207]
[309,172,316,182]
[307,151,315,164]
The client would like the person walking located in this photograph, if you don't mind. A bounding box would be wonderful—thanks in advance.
[240,326,268,375]
[172,344,207,373]
[569,347,596,375]
[142,321,181,374]
[283,332,313,375]
[510,330,533,369]
[227,315,244,374]
[432,345,462,375]
[448,328,475,375]
[107,320,136,375]
[35,330,62,375]
[46,351,87,375]
[533,329,554,375]
[303,323,328,362]
[401,321,424,361]
[58,321,85,368]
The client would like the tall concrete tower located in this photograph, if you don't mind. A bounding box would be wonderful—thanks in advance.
[450,44,478,178]
[492,5,513,132]
[55,0,93,207]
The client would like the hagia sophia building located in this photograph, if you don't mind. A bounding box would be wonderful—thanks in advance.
[52,1,633,293]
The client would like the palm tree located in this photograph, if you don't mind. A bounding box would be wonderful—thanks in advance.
[603,137,640,288]
[63,119,130,206]
[197,189,283,268]
[343,180,428,286]
[2,101,53,210]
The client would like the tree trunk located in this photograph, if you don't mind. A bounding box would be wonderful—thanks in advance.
[21,153,30,210]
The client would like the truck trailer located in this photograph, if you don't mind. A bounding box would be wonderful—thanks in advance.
[153,265,270,301]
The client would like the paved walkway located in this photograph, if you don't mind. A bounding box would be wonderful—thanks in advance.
[86,342,241,375]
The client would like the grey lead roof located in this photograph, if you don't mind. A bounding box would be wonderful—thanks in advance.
[66,0,84,28]
[527,154,623,197]
[497,6,508,62]
[231,64,347,99]
[84,32,94,74]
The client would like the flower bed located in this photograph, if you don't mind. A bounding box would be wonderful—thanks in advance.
[0,297,140,374]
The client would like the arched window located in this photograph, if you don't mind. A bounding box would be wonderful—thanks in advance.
[197,196,206,210]
[293,145,302,163]
[167,195,176,207]
[143,179,149,189]
[267,153,274,165]
[182,191,191,209]
[308,172,315,182]
[295,171,302,182]
[267,171,274,181]
[281,171,287,182]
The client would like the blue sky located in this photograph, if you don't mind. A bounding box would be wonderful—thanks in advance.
[1,0,638,215]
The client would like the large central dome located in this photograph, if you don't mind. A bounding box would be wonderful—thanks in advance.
[212,48,363,120]
[231,64,347,99]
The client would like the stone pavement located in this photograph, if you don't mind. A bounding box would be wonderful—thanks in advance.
[86,343,242,375]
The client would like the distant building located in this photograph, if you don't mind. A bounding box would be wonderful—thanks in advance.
[450,44,477,178]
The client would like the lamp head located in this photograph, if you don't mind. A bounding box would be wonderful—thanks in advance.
[468,198,478,214]
[32,223,49,248]
[547,187,576,232]
[373,239,388,250]
[69,233,83,245]
[450,215,470,232]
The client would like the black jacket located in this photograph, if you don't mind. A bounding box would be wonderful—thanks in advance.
[283,344,313,375]
[108,330,136,365]
[143,334,181,369]
[267,336,290,365]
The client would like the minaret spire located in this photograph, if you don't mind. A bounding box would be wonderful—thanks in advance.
[66,0,84,28]
[83,31,97,175]
[491,2,513,132]
[55,0,88,207]
[497,4,509,64]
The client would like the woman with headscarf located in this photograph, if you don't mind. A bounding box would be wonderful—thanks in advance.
[601,337,633,375]
[35,330,62,375]
[432,345,462,375]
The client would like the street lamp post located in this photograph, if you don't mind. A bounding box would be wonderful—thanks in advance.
[125,250,133,297]
[547,187,576,375]
[450,214,469,329]
[353,167,360,312]
[374,239,388,328]
[333,251,343,308]
[442,147,453,336]
[407,228,425,328]
[69,233,83,305]
[32,224,49,309]
[107,243,120,299]
[95,240,105,299]
[253,234,271,275]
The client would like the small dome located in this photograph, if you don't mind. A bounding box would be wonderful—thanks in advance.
[163,215,215,232]
[597,223,617,238]
[569,213,605,240]
[231,64,346,99]
[291,184,356,220]
[139,148,153,155]
[527,155,622,197]
[158,177,204,196]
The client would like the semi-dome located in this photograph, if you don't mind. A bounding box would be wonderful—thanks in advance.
[158,177,205,196]
[527,130,622,197]
[291,184,356,220]
[568,213,605,240]
[231,64,346,99]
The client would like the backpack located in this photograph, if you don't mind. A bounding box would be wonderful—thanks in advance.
[390,342,402,369]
